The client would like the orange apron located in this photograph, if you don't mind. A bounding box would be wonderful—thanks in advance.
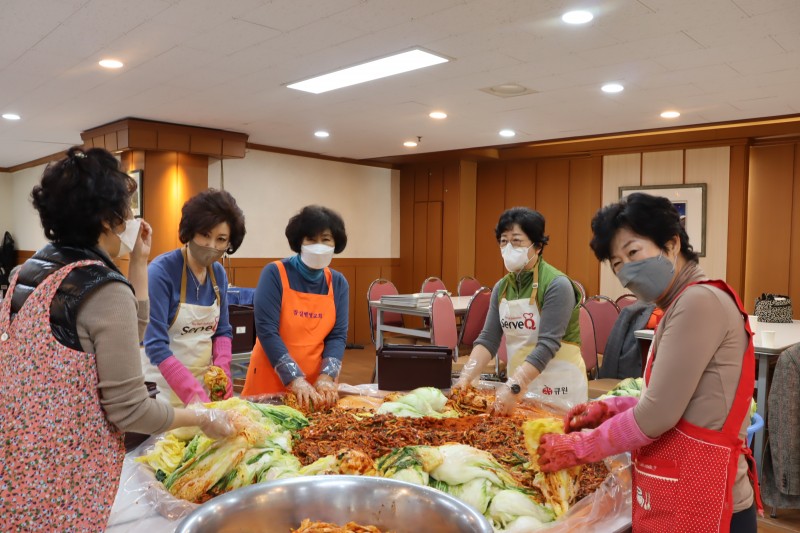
[632,280,763,532]
[242,261,336,395]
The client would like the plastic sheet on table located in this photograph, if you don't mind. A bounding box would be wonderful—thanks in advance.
[119,437,201,523]
[124,386,632,531]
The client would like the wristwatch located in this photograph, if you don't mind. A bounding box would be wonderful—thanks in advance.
[509,383,521,395]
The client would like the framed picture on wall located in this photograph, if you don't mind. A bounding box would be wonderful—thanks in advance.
[128,169,143,217]
[619,183,707,257]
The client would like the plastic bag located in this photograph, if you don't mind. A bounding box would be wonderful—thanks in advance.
[121,382,632,530]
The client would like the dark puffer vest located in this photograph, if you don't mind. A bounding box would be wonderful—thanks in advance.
[10,243,132,351]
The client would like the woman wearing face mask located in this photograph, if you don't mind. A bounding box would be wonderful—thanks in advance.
[242,205,349,409]
[453,207,587,414]
[142,189,246,407]
[537,193,762,533]
[0,148,234,530]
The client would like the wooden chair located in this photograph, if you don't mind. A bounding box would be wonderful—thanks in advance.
[457,276,482,297]
[579,304,599,379]
[367,278,404,346]
[615,293,638,309]
[421,276,447,294]
[457,287,491,353]
[571,278,587,305]
[430,290,458,360]
[584,295,620,356]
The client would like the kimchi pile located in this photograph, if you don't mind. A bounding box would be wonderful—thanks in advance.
[136,388,608,532]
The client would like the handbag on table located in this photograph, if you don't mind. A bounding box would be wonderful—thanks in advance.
[755,293,793,323]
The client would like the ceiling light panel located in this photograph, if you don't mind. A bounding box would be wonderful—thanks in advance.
[287,49,449,94]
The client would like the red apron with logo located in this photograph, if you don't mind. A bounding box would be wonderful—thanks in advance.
[632,280,763,532]
[242,261,336,395]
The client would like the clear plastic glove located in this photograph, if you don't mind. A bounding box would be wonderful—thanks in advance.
[452,348,492,390]
[492,362,540,416]
[287,376,322,409]
[193,408,235,440]
[315,374,338,409]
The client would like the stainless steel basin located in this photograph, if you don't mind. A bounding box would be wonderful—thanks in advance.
[174,475,494,533]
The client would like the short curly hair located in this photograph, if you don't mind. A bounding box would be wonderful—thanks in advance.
[31,146,135,247]
[178,189,246,254]
[285,205,347,254]
[495,207,550,251]
[590,192,699,263]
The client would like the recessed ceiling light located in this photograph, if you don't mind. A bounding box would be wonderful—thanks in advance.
[288,48,449,94]
[601,83,624,93]
[2,113,21,120]
[314,130,330,138]
[562,10,593,24]
[499,129,516,138]
[99,59,124,69]
[429,111,447,119]
[403,141,418,148]
[660,110,681,118]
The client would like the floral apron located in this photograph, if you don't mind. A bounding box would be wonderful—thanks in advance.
[633,280,763,532]
[0,261,124,532]
[242,261,335,395]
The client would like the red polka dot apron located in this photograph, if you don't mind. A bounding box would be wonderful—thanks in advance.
[242,261,335,395]
[632,280,763,532]
[0,261,124,532]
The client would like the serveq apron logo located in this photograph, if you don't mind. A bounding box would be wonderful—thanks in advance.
[500,312,537,331]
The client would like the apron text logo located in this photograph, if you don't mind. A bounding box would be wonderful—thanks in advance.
[293,309,324,319]
[500,312,537,331]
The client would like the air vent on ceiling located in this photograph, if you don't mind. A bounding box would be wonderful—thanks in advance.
[480,83,537,98]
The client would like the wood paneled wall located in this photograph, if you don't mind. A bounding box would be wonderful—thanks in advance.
[226,257,400,346]
[745,141,800,316]
[120,150,208,259]
[472,156,603,296]
[398,162,477,294]
[600,146,735,300]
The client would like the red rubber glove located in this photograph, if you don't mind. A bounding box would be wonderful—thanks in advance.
[564,396,639,433]
[538,409,654,472]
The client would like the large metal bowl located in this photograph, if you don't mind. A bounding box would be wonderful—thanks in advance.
[175,475,494,533]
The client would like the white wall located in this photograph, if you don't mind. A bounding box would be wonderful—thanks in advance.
[7,163,49,251]
[0,172,12,235]
[600,146,730,299]
[209,149,399,258]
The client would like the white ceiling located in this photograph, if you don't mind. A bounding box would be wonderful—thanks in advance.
[1,0,799,168]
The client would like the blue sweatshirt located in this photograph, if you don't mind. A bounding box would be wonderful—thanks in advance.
[144,248,232,366]
[254,257,349,374]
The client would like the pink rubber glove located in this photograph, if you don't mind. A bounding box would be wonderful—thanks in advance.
[158,355,210,405]
[538,409,655,472]
[564,396,639,433]
[212,336,234,399]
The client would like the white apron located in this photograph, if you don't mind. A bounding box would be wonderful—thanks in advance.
[500,267,587,406]
[142,248,220,407]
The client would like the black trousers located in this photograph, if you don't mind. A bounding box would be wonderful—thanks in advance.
[729,503,757,533]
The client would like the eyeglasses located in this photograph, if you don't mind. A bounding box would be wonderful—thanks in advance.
[498,238,531,248]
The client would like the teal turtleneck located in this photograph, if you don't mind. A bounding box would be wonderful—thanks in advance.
[289,253,324,283]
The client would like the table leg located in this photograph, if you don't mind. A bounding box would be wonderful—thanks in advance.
[373,309,385,383]
[753,353,768,480]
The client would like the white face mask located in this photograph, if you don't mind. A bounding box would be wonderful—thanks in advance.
[116,218,141,257]
[301,243,335,270]
[501,242,534,272]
